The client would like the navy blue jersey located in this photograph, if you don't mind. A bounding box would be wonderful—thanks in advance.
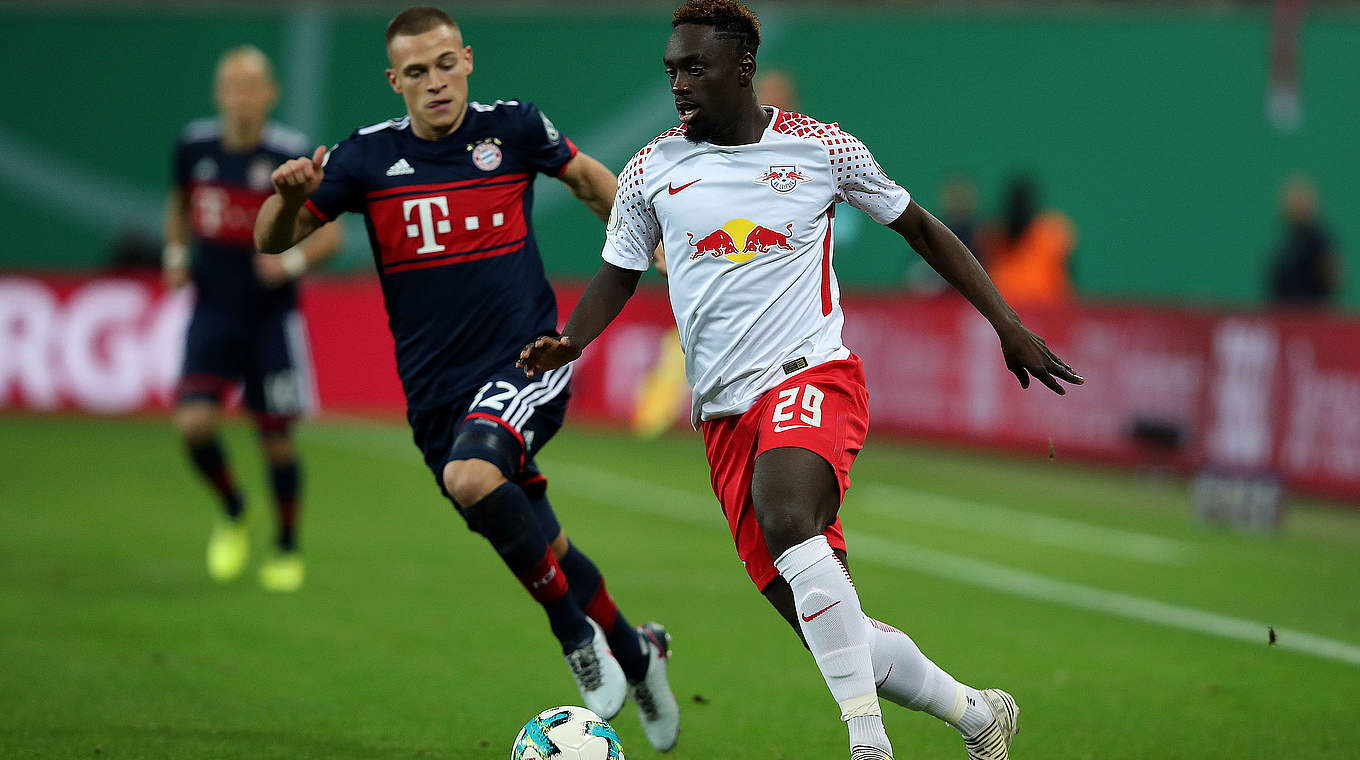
[174,119,310,315]
[304,99,578,410]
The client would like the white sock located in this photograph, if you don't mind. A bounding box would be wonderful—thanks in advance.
[774,535,891,756]
[866,617,993,737]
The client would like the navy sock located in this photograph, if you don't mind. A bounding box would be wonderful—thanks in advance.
[559,543,650,682]
[464,482,591,653]
[269,460,301,551]
[186,438,243,519]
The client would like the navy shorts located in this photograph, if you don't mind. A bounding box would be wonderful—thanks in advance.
[178,305,316,431]
[408,360,572,515]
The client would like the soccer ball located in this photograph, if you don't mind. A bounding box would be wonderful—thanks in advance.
[511,705,625,760]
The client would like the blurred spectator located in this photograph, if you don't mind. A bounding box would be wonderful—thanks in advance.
[906,173,983,295]
[1268,173,1337,307]
[941,173,982,256]
[756,68,798,111]
[985,174,1076,306]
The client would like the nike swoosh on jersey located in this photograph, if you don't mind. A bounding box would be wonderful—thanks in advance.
[667,179,701,194]
[801,600,841,622]
[772,423,813,432]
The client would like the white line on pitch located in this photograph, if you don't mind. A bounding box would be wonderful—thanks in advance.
[856,483,1193,565]
[305,432,1360,668]
[543,460,1360,669]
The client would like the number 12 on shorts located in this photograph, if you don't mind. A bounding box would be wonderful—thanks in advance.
[771,383,824,431]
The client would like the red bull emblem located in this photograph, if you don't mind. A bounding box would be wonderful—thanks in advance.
[686,228,739,260]
[754,164,810,194]
[687,219,795,263]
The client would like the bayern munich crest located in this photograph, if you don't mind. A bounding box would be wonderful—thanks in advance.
[755,164,809,194]
[470,138,504,171]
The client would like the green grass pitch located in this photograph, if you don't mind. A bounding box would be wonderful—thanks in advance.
[2,414,1359,759]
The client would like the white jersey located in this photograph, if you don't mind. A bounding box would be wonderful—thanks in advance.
[601,107,910,424]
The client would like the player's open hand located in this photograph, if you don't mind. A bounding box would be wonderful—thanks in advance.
[997,321,1084,395]
[271,145,327,204]
[518,335,581,377]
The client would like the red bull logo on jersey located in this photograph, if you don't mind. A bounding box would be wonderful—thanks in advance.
[754,164,810,194]
[687,219,795,263]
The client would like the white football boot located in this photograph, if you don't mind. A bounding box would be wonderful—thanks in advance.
[629,622,680,752]
[850,746,893,760]
[564,617,627,719]
[963,689,1020,760]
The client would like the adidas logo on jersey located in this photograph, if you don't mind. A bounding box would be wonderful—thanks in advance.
[385,158,414,176]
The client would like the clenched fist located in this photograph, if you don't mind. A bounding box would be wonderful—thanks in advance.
[271,145,327,204]
[517,335,582,377]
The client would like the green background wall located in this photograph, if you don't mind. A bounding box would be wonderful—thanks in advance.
[1,5,1355,307]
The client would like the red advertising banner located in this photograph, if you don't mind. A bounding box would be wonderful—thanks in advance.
[4,273,1360,501]
[0,273,406,415]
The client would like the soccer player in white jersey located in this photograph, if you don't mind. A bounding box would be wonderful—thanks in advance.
[521,2,1083,759]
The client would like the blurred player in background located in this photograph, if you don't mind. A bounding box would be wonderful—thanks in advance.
[253,7,679,749]
[165,46,342,592]
[905,173,982,295]
[632,66,801,438]
[521,2,1083,758]
[1268,173,1338,307]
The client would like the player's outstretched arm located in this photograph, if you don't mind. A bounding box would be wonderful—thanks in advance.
[518,262,643,376]
[556,152,618,223]
[888,200,1084,395]
[255,145,328,254]
[162,187,191,289]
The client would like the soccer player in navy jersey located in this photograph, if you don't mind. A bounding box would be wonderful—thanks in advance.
[166,46,342,593]
[252,7,679,748]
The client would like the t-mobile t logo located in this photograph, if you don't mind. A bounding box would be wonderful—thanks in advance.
[530,565,557,590]
[403,196,452,254]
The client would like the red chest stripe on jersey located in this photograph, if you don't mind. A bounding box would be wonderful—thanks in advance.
[189,182,273,247]
[366,178,529,275]
[821,205,835,316]
[365,173,530,202]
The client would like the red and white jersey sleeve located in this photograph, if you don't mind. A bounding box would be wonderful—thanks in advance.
[600,132,676,271]
[600,110,910,425]
[819,123,911,224]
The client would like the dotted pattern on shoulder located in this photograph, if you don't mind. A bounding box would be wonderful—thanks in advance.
[771,110,907,223]
[612,125,688,253]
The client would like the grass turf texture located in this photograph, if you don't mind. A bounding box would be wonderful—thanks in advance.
[2,414,1358,759]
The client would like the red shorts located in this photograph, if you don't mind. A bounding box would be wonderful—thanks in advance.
[701,355,869,591]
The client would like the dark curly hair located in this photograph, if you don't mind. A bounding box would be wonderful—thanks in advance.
[672,0,760,56]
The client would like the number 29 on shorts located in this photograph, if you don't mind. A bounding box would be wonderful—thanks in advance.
[771,383,824,431]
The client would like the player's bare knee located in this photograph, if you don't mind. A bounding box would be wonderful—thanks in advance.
[551,532,570,559]
[549,530,570,559]
[752,447,840,555]
[755,505,819,560]
[443,458,507,508]
[174,403,218,444]
[259,432,295,464]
